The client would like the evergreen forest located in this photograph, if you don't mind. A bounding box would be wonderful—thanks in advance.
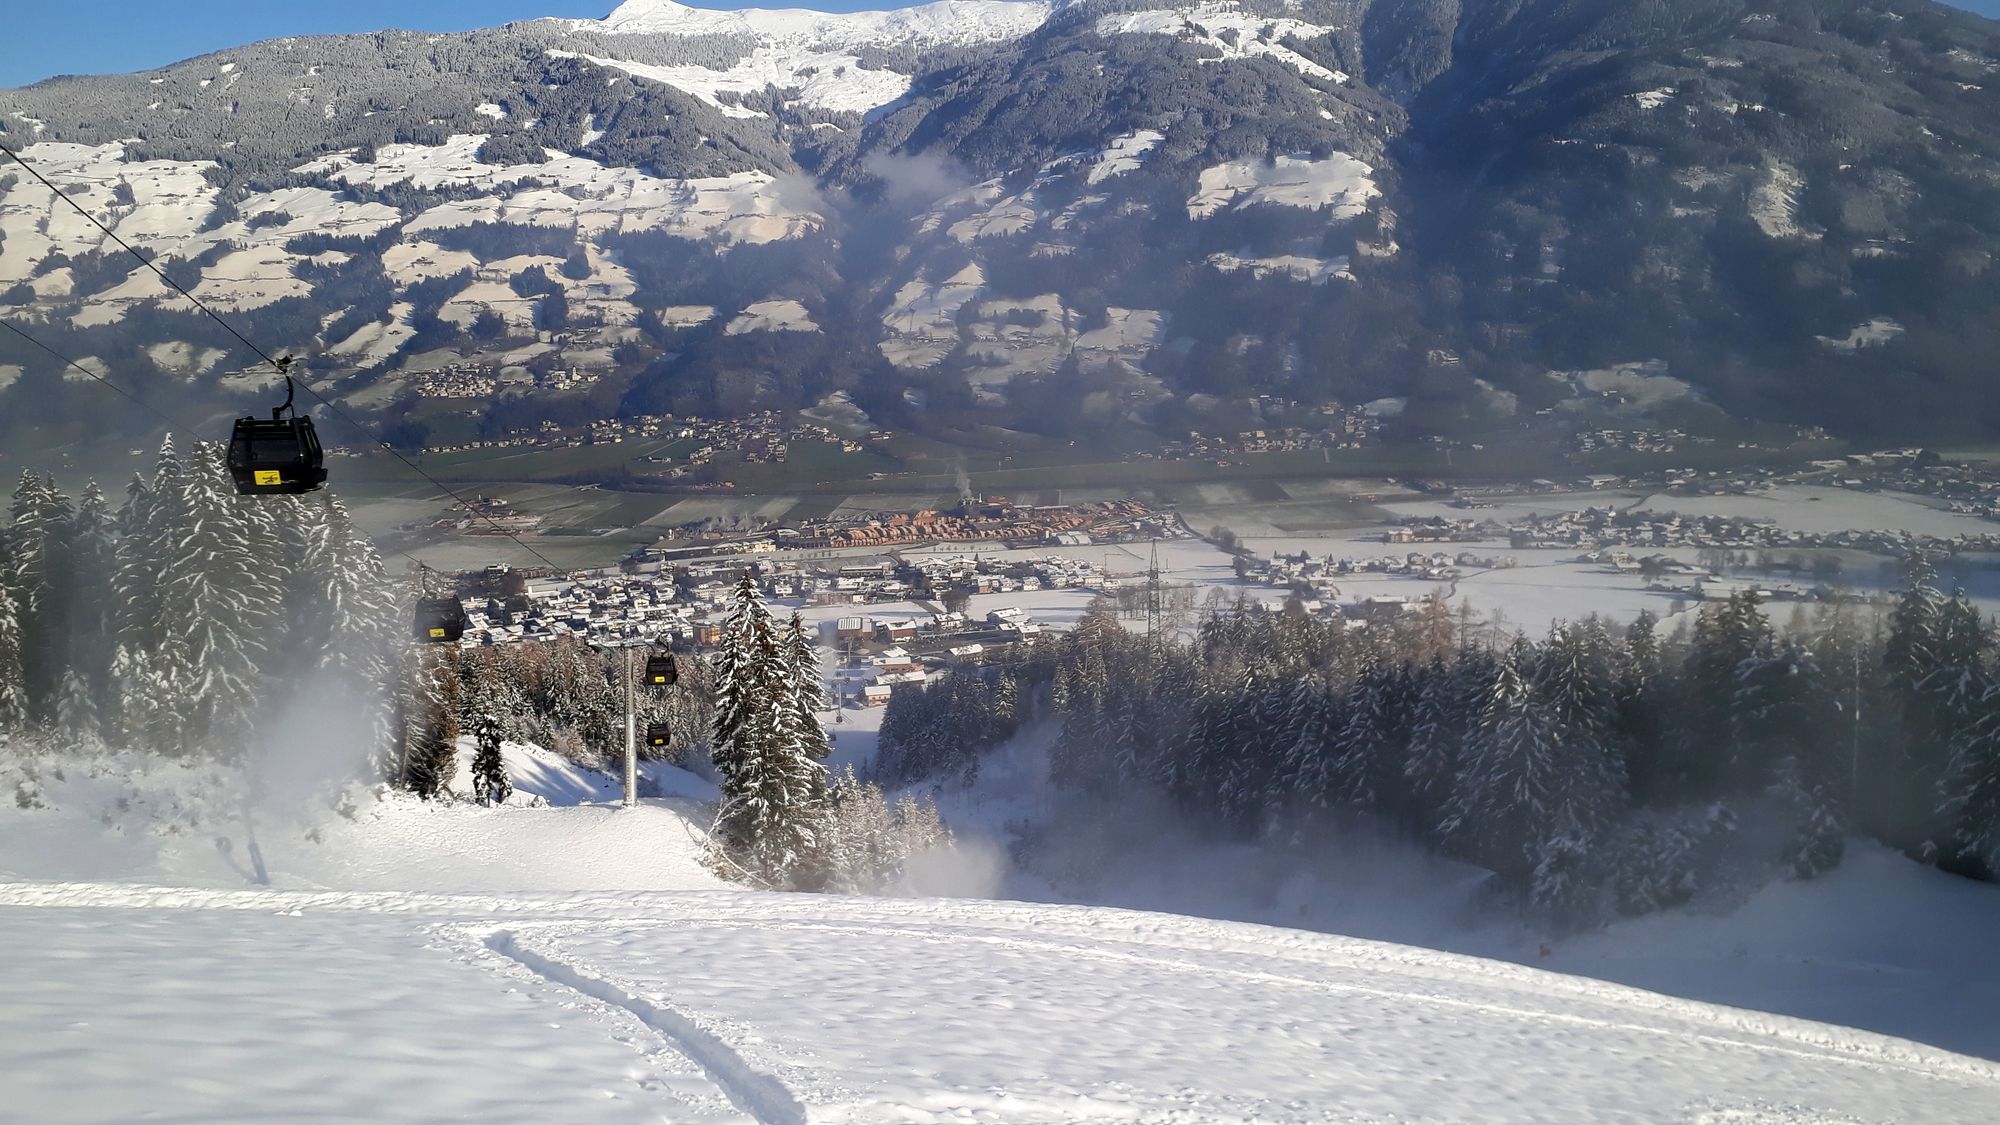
[877,573,2000,929]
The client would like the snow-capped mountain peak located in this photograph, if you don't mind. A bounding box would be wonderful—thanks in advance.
[593,0,1058,49]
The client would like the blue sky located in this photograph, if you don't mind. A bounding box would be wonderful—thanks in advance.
[3,0,1998,89]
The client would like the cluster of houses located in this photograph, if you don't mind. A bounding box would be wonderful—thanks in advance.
[410,363,500,399]
[1155,407,1382,463]
[829,605,1056,706]
[787,499,1162,550]
[1242,547,1521,594]
[581,410,857,461]
[1567,428,1688,457]
[899,551,1108,596]
[397,495,542,536]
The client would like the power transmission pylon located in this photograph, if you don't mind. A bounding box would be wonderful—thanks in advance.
[1145,538,1164,641]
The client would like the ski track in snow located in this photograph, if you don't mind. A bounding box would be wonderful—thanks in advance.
[484,927,808,1125]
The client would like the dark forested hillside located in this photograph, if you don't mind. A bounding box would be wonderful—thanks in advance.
[1,0,1997,445]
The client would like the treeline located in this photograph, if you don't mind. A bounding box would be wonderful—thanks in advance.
[880,570,2000,928]
[705,573,950,891]
[395,637,720,800]
[0,439,401,768]
[0,440,708,801]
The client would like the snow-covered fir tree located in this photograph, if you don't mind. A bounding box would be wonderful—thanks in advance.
[710,573,826,887]
[782,612,830,777]
[9,470,75,720]
[1403,654,1461,844]
[0,568,25,731]
[401,650,461,798]
[471,710,511,806]
[151,444,279,755]
[1443,637,1564,882]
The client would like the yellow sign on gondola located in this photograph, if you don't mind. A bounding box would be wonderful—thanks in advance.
[253,470,282,485]
[429,627,446,638]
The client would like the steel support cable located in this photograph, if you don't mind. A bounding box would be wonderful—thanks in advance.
[1,142,567,571]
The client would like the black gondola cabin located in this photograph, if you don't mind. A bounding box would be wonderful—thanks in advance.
[415,595,469,644]
[228,372,326,495]
[643,653,679,687]
[645,723,672,749]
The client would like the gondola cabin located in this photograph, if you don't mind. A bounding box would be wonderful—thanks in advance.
[415,595,469,644]
[642,653,679,687]
[645,723,672,750]
[227,413,326,495]
[228,372,327,496]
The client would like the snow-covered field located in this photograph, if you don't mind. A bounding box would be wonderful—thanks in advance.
[931,733,2000,1065]
[8,870,2000,1122]
[9,733,2000,1121]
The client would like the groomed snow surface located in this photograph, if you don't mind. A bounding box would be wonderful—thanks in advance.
[7,739,2000,1122]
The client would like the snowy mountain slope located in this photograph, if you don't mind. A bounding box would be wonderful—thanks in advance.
[5,0,2000,440]
[924,733,2000,1063]
[3,881,1999,1123]
[0,741,728,892]
[556,0,1058,120]
[590,0,1058,49]
[8,741,2000,1120]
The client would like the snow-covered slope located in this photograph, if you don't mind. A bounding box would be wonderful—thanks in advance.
[590,0,1056,49]
[0,740,727,892]
[7,742,2000,1121]
[4,879,1998,1123]
[569,0,1058,115]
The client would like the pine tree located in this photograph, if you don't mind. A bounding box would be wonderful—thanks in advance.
[1676,591,1773,797]
[1883,553,1944,700]
[298,494,403,775]
[1535,623,1627,834]
[0,575,25,732]
[710,574,825,886]
[1880,560,1978,857]
[66,482,120,723]
[471,710,512,806]
[1444,636,1564,884]
[112,439,186,656]
[1278,672,1337,815]
[8,470,75,720]
[1339,663,1416,818]
[1616,611,1669,803]
[402,649,461,798]
[151,445,279,756]
[709,572,771,780]
[1404,654,1461,844]
[718,626,825,886]
[1942,685,2000,871]
[782,612,830,776]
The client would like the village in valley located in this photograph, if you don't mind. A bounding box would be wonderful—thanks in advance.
[408,433,2000,734]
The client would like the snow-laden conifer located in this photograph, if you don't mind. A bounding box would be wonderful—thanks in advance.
[151,444,279,755]
[471,710,511,806]
[1445,636,1563,880]
[9,470,75,719]
[711,573,826,886]
[0,575,25,731]
[1404,654,1460,842]
[782,611,829,774]
[113,439,186,655]
[67,482,119,721]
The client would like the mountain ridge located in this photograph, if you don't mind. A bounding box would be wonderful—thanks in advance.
[2,0,1998,447]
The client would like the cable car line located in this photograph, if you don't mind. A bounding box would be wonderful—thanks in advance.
[2,143,293,378]
[1,312,540,650]
[0,317,153,411]
[2,142,566,571]
[0,318,467,581]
